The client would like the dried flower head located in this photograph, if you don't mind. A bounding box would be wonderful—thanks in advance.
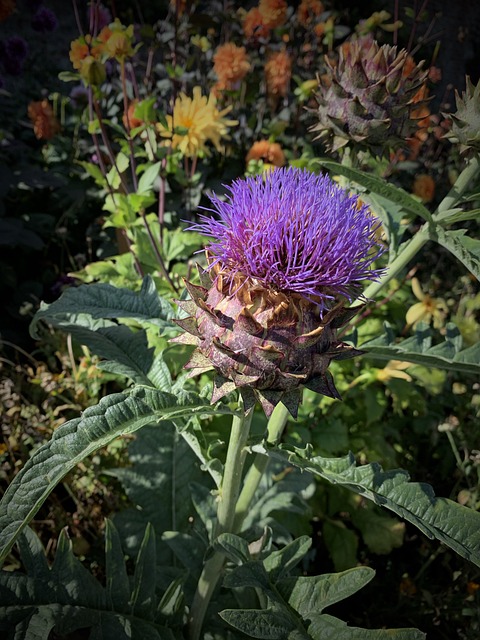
[158,86,237,158]
[265,49,292,98]
[246,140,285,166]
[174,168,383,416]
[259,0,288,29]
[28,99,61,140]
[213,43,251,91]
[243,7,270,40]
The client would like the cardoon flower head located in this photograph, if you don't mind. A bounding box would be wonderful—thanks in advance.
[174,167,383,417]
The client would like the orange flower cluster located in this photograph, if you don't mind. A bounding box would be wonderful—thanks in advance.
[213,43,251,91]
[0,0,15,22]
[243,7,270,40]
[258,0,287,29]
[265,49,291,97]
[412,174,435,203]
[246,140,285,166]
[28,100,61,140]
[297,0,324,26]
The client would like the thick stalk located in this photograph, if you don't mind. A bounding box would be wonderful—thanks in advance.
[435,153,480,215]
[233,402,290,532]
[363,154,480,301]
[188,403,253,640]
[362,225,429,301]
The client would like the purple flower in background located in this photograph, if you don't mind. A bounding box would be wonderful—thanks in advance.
[174,167,385,417]
[192,167,383,309]
[25,0,43,10]
[69,84,88,108]
[4,35,29,62]
[2,35,28,74]
[31,6,58,32]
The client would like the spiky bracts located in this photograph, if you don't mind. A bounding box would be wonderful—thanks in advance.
[310,38,429,155]
[443,77,480,154]
[173,167,384,417]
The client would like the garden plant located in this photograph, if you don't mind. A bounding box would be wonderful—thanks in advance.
[0,1,479,639]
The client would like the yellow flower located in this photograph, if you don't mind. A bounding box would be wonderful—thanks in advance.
[159,87,237,158]
[376,360,413,383]
[104,19,135,61]
[406,277,448,329]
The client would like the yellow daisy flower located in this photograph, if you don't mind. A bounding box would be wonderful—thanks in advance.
[406,277,448,329]
[159,87,237,158]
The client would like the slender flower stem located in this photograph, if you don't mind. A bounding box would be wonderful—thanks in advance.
[188,401,253,640]
[233,402,290,532]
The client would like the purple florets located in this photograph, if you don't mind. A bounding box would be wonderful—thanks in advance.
[31,6,58,32]
[191,167,384,308]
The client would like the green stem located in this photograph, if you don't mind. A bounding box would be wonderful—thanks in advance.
[233,402,290,532]
[362,225,429,300]
[436,153,480,215]
[364,154,480,301]
[188,400,253,640]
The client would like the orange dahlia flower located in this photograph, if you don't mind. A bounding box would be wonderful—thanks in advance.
[28,100,61,140]
[412,174,435,203]
[258,0,287,29]
[297,0,324,26]
[265,49,291,97]
[213,43,251,90]
[246,140,285,166]
[243,7,270,40]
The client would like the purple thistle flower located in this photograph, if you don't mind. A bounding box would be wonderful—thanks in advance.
[4,35,29,63]
[191,167,383,311]
[31,6,58,32]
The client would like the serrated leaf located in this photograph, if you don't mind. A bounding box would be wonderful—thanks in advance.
[277,567,375,617]
[263,536,312,583]
[257,445,480,568]
[323,520,359,571]
[220,607,302,639]
[17,527,50,580]
[361,322,480,375]
[111,421,212,563]
[214,533,251,565]
[316,159,434,223]
[433,207,480,224]
[0,388,228,563]
[30,275,175,338]
[307,613,425,639]
[429,227,480,279]
[105,519,130,612]
[131,522,157,619]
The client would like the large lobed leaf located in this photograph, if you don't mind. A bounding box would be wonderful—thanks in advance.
[360,322,480,375]
[217,534,424,640]
[30,275,176,338]
[258,445,480,568]
[0,523,177,639]
[0,387,234,564]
